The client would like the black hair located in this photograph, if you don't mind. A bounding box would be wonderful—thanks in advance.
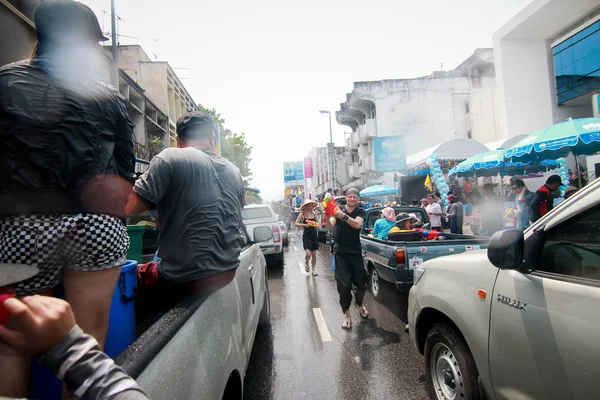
[512,179,525,188]
[176,111,215,140]
[546,175,562,185]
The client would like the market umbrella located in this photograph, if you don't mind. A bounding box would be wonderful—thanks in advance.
[504,118,600,186]
[448,150,549,177]
[360,184,399,197]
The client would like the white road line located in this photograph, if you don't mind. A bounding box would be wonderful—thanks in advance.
[312,308,332,342]
[293,246,298,251]
[298,261,306,275]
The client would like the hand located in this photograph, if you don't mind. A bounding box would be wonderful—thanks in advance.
[333,209,346,220]
[0,296,76,355]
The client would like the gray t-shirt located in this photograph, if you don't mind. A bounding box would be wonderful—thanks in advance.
[134,147,245,282]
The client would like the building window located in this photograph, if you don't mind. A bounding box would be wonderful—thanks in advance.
[465,103,470,114]
[369,104,376,119]
[553,21,600,104]
[467,130,472,139]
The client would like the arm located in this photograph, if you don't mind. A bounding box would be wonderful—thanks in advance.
[529,191,544,222]
[446,204,456,218]
[333,209,363,230]
[325,215,336,230]
[127,154,172,216]
[113,96,135,185]
[371,220,381,236]
[295,212,308,228]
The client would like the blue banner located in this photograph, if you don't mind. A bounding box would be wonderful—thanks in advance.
[283,161,304,182]
[373,136,406,173]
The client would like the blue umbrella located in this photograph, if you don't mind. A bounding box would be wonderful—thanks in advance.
[360,184,400,197]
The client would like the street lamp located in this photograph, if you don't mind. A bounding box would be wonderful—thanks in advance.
[319,110,337,191]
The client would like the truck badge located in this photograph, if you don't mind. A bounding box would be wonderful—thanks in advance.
[497,294,527,311]
[420,246,427,253]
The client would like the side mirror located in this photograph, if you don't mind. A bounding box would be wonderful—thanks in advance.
[253,226,274,243]
[487,229,524,270]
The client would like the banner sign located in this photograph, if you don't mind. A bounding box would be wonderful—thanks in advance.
[373,135,406,173]
[303,157,313,178]
[283,161,304,182]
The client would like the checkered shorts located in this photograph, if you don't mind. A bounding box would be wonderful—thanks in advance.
[0,213,130,295]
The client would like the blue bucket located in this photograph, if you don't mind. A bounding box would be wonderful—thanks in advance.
[30,261,138,399]
[105,260,138,358]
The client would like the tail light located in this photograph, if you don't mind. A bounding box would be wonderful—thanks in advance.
[395,248,406,265]
[272,225,281,243]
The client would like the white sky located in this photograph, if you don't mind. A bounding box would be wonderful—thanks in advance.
[81,0,532,200]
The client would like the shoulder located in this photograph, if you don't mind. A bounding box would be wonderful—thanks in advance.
[0,59,35,87]
[356,207,366,218]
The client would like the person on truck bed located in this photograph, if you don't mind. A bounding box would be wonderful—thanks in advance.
[370,207,396,240]
[0,1,135,396]
[325,188,369,329]
[126,111,246,312]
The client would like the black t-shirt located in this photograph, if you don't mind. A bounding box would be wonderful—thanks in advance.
[334,205,365,252]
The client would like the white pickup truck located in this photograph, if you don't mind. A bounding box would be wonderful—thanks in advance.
[408,177,600,400]
[243,204,285,267]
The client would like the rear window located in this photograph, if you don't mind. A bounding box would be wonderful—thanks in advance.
[242,207,273,220]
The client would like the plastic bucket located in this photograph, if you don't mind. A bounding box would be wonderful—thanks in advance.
[126,225,146,263]
[105,260,138,358]
[30,261,138,398]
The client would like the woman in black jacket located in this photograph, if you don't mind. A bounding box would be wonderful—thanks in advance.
[0,1,134,396]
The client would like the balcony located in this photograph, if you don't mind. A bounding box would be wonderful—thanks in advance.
[357,118,377,143]
[348,162,360,179]
[346,134,358,151]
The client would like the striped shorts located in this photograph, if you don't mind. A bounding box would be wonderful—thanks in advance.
[0,213,130,296]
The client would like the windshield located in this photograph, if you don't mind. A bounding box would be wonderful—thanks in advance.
[242,207,272,220]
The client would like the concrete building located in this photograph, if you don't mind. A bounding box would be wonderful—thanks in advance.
[112,45,198,148]
[0,0,38,67]
[336,49,501,190]
[304,146,346,199]
[493,0,600,138]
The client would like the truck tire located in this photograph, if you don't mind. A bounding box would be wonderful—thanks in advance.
[424,323,480,400]
[258,275,271,326]
[272,250,284,268]
[369,266,381,300]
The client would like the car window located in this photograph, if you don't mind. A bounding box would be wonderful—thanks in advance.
[538,205,600,281]
[242,207,273,220]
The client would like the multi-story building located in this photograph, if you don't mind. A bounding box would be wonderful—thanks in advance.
[304,146,346,199]
[336,48,501,190]
[493,0,600,138]
[112,45,198,148]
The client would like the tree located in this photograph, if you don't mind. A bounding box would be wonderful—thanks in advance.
[197,104,253,185]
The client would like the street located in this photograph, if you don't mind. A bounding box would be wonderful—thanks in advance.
[244,230,429,400]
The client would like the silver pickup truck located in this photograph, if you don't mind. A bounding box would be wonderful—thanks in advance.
[112,227,272,399]
[408,178,600,400]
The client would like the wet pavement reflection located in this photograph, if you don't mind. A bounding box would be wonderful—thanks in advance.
[244,230,429,400]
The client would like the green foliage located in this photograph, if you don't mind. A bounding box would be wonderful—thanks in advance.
[197,104,253,186]
[147,136,165,158]
[245,191,263,204]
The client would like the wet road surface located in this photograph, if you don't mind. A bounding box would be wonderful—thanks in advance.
[244,230,429,400]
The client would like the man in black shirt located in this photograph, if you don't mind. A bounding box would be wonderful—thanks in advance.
[325,188,368,329]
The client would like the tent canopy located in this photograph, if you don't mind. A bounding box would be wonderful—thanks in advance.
[484,134,528,151]
[406,138,489,170]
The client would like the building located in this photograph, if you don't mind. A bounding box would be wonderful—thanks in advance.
[111,45,198,148]
[336,49,501,190]
[0,0,38,68]
[304,146,346,199]
[493,0,600,138]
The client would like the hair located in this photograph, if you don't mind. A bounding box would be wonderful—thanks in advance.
[512,179,525,188]
[546,175,562,185]
[434,191,441,198]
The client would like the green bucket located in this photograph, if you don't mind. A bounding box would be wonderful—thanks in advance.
[126,225,146,263]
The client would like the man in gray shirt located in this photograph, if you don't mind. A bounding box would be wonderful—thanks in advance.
[126,111,245,297]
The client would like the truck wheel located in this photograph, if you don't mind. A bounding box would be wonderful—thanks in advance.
[424,323,480,400]
[369,267,381,300]
[274,251,284,268]
[258,276,271,326]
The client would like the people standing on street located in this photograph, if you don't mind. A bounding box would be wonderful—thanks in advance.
[0,1,134,396]
[426,196,444,231]
[480,184,504,236]
[370,207,396,240]
[511,179,534,230]
[296,199,319,275]
[126,110,245,315]
[445,195,464,234]
[325,188,368,329]
[530,175,562,223]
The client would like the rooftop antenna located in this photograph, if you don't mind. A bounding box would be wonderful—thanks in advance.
[440,62,444,71]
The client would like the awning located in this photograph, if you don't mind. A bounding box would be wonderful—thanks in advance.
[484,134,528,151]
[406,138,489,170]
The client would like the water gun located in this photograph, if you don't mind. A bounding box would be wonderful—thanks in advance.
[305,219,319,228]
[321,193,340,217]
[422,230,445,241]
[0,289,16,325]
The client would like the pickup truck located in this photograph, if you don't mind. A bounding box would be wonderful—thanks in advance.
[360,206,489,298]
[243,204,285,267]
[111,227,272,400]
[408,178,600,400]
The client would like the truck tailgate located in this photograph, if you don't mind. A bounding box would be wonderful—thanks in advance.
[405,237,489,269]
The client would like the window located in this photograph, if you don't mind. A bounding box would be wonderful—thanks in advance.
[537,205,600,281]
[369,104,376,119]
[242,207,273,220]
[552,21,600,104]
[465,103,470,114]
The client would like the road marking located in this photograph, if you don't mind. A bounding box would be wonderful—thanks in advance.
[293,246,298,251]
[312,308,332,342]
[298,261,307,274]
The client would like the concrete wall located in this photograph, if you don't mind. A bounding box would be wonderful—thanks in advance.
[0,3,37,67]
[138,62,168,115]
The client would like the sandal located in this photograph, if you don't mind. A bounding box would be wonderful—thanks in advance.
[312,271,318,276]
[341,319,352,329]
[358,306,369,319]
[304,261,309,272]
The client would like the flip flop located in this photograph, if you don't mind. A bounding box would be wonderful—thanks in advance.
[341,320,352,329]
[358,306,369,319]
[312,271,318,276]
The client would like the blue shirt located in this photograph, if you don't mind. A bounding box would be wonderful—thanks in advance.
[371,218,396,240]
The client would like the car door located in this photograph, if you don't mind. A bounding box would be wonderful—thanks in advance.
[488,204,600,400]
[236,245,258,355]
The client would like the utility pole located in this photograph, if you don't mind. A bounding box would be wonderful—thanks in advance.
[319,110,337,191]
[110,0,119,87]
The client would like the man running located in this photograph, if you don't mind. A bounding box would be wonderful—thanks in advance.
[325,188,368,329]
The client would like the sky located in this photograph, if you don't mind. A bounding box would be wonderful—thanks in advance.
[81,0,533,200]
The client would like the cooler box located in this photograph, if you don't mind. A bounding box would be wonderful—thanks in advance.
[30,261,138,399]
[127,225,146,263]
